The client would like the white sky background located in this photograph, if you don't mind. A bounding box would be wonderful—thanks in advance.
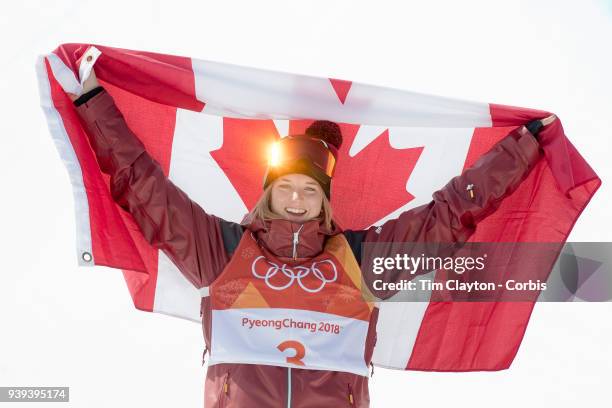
[1,0,611,407]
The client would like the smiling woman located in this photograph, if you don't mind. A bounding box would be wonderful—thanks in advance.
[64,64,552,408]
[251,174,333,227]
[249,119,342,231]
[272,175,324,221]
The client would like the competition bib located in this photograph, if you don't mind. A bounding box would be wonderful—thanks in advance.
[208,233,374,376]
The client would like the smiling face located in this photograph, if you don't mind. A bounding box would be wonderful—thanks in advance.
[270,173,324,223]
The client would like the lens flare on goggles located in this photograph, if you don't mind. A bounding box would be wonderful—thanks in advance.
[268,137,337,177]
[269,142,281,167]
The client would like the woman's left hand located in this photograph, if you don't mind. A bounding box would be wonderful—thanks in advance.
[527,114,557,138]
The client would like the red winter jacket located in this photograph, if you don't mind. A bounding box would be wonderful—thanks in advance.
[75,88,541,407]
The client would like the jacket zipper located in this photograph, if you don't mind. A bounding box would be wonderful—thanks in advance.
[347,383,354,406]
[287,367,292,408]
[292,224,304,260]
[219,371,229,407]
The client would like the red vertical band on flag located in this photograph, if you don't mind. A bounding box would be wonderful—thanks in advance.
[103,81,178,312]
[46,57,180,312]
[407,110,600,370]
[45,58,146,273]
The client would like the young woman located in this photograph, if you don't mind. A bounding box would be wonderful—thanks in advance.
[70,70,553,407]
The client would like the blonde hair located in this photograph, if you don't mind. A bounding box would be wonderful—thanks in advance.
[249,184,334,230]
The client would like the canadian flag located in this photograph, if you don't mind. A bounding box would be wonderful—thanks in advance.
[37,44,600,371]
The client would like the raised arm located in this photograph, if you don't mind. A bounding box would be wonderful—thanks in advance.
[72,71,232,289]
[346,124,544,297]
[378,126,540,242]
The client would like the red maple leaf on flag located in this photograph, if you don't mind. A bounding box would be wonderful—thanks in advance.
[335,127,423,229]
[288,120,423,229]
[211,118,423,230]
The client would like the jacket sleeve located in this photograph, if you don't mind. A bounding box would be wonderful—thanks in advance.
[75,88,230,289]
[354,126,542,296]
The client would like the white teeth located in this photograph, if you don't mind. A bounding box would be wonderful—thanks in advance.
[286,207,306,215]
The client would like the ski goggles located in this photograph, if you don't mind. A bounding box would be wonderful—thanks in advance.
[268,136,337,178]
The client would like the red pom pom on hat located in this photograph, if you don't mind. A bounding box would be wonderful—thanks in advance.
[304,120,343,150]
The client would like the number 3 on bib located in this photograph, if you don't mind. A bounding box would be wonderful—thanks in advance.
[277,340,306,366]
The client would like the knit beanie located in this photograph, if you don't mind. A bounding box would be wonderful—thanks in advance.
[263,120,343,198]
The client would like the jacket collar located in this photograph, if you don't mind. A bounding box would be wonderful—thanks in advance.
[241,215,341,261]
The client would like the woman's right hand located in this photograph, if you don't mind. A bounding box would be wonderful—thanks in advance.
[67,68,100,101]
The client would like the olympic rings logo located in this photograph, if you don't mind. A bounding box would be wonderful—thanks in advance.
[251,256,338,293]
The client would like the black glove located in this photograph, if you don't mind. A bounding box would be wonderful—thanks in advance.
[526,119,544,140]
[73,86,104,107]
